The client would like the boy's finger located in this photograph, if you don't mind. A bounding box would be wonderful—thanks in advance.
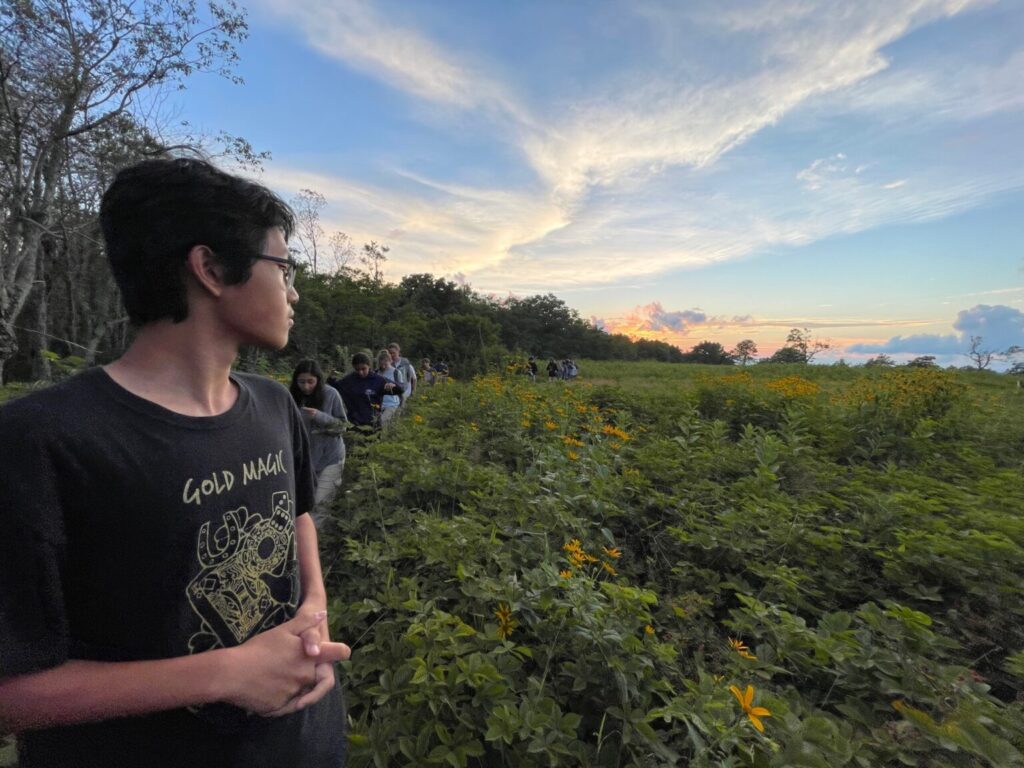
[316,640,351,663]
[289,610,327,635]
[262,696,303,718]
[300,626,321,657]
[291,665,336,711]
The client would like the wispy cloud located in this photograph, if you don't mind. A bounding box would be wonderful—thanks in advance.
[946,286,1024,299]
[832,48,1024,124]
[257,0,532,125]
[252,0,1019,292]
[797,153,848,190]
[260,164,568,278]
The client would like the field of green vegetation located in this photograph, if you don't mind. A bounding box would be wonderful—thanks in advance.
[2,361,1022,767]
[322,360,1024,767]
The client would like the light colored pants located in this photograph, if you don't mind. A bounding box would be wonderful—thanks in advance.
[311,460,344,527]
[380,406,398,429]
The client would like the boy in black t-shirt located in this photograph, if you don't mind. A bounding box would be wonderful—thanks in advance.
[0,159,350,767]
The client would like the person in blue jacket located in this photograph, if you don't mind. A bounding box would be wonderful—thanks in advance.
[336,352,404,429]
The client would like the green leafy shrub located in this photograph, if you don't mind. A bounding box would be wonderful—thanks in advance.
[321,367,1024,767]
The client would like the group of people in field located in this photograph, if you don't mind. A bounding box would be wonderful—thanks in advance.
[547,357,580,381]
[287,345,427,525]
[519,356,581,383]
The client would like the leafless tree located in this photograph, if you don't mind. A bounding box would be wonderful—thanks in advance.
[290,188,326,274]
[327,230,355,274]
[967,335,995,370]
[0,0,247,380]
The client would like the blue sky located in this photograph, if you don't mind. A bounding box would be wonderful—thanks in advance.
[176,0,1024,365]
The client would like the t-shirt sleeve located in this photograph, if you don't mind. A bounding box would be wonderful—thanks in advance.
[0,403,69,679]
[289,399,316,517]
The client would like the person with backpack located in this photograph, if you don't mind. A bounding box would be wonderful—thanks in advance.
[387,342,417,404]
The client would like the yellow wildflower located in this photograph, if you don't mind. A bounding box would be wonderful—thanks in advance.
[470,422,479,432]
[601,424,631,441]
[567,450,580,461]
[559,570,572,579]
[495,603,517,640]
[765,376,820,398]
[644,624,655,635]
[602,546,622,559]
[729,685,771,732]
[413,414,424,424]
[728,638,757,661]
[521,419,531,428]
[601,561,617,576]
[544,420,557,430]
[563,539,582,553]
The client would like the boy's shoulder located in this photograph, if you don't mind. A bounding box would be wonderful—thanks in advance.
[0,368,106,432]
[232,370,290,401]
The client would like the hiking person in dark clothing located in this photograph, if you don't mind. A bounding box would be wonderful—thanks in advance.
[335,352,404,429]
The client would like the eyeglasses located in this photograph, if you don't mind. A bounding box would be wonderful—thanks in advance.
[254,253,299,289]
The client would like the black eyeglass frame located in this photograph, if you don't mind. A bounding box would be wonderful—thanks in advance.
[254,252,299,289]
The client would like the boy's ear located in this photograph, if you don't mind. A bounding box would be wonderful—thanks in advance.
[185,245,226,297]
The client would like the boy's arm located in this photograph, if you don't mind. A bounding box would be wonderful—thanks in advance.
[295,513,327,616]
[0,610,347,733]
[290,513,340,712]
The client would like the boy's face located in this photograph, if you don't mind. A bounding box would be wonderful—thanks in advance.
[389,347,400,363]
[354,363,371,378]
[219,228,297,350]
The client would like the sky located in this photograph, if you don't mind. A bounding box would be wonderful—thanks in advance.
[174,0,1024,366]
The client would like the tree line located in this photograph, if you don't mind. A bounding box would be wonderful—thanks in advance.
[272,270,691,377]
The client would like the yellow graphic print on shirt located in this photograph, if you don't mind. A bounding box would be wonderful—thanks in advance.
[186,491,297,652]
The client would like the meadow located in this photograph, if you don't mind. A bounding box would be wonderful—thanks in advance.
[321,360,1024,767]
[1,361,1022,767]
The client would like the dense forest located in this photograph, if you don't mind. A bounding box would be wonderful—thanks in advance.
[275,270,692,377]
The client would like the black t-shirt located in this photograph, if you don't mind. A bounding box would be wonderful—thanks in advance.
[0,368,346,767]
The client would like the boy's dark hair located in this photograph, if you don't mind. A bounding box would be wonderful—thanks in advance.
[290,359,326,410]
[100,157,295,325]
[351,352,371,367]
